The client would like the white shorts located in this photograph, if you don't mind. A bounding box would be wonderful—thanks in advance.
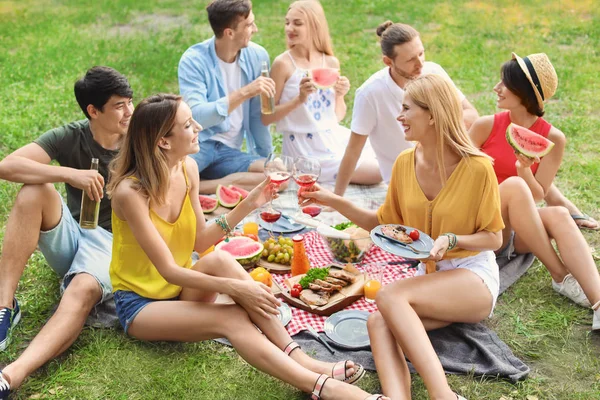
[415,251,500,317]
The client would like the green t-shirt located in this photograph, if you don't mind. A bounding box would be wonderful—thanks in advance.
[34,120,118,232]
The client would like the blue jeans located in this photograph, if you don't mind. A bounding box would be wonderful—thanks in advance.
[37,197,113,302]
[113,290,178,335]
[190,139,261,180]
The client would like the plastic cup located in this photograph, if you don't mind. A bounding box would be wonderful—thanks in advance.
[363,263,383,302]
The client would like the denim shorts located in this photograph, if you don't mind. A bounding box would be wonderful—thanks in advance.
[113,290,178,335]
[190,139,261,180]
[415,251,500,317]
[37,196,113,303]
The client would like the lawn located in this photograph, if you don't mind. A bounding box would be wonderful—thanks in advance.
[1,0,599,399]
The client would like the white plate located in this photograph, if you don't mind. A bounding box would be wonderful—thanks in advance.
[278,302,292,327]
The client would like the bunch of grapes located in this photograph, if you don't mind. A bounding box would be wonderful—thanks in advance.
[262,235,294,264]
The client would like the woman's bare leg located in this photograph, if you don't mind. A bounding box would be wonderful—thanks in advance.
[499,177,569,282]
[179,251,358,378]
[375,269,492,400]
[537,206,600,306]
[127,302,377,400]
[368,311,412,400]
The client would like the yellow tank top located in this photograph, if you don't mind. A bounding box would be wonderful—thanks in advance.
[110,162,196,299]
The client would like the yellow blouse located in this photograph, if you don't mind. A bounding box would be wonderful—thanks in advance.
[110,164,196,299]
[377,148,504,259]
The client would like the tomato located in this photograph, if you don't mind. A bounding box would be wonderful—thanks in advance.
[409,230,420,241]
[291,286,301,298]
[244,233,259,242]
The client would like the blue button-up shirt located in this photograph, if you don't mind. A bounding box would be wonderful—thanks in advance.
[178,37,273,157]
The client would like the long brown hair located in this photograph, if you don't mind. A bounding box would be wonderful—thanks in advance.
[288,0,334,56]
[405,75,492,183]
[107,94,182,206]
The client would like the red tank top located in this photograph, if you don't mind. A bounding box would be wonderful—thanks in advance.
[481,111,552,184]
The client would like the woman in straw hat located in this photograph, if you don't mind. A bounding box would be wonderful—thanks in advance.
[469,53,600,329]
[300,74,504,400]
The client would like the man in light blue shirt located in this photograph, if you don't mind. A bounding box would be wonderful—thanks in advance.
[178,0,276,194]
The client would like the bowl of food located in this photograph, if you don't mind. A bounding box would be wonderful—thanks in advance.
[321,222,373,264]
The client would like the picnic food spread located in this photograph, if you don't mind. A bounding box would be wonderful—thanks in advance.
[296,266,359,306]
[262,235,294,265]
[216,184,243,208]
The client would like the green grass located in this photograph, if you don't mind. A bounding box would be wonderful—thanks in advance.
[1,0,599,398]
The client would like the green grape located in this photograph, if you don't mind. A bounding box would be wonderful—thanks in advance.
[267,254,275,262]
[283,253,290,262]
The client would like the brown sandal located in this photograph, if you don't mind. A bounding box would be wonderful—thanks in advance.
[331,360,365,385]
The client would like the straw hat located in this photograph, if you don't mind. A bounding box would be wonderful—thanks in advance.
[511,52,558,110]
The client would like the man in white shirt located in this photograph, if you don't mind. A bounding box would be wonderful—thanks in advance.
[334,21,478,195]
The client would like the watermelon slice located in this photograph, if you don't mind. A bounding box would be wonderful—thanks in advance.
[310,68,340,90]
[506,123,555,158]
[228,185,249,200]
[215,236,264,268]
[216,184,242,208]
[199,195,218,214]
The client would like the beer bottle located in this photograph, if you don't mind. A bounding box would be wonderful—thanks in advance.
[260,61,275,114]
[79,158,101,229]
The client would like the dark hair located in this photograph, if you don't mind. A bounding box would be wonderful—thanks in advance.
[501,59,544,117]
[74,66,133,119]
[207,0,252,38]
[376,21,419,58]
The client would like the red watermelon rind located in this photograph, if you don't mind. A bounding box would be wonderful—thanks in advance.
[506,123,555,158]
[216,184,242,208]
[228,185,249,200]
[310,68,340,90]
[215,236,264,268]
[199,195,218,214]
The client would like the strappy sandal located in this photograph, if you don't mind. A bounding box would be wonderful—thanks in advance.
[331,360,365,385]
[310,374,330,400]
[284,341,365,385]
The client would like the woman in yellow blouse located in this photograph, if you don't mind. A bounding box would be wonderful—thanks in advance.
[300,74,504,400]
[106,94,386,400]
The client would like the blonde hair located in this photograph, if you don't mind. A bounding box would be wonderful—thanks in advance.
[107,94,182,206]
[405,74,492,183]
[288,0,334,56]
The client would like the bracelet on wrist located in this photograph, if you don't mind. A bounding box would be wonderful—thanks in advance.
[216,214,233,237]
[441,232,457,251]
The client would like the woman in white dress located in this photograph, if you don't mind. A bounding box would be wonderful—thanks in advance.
[261,0,381,185]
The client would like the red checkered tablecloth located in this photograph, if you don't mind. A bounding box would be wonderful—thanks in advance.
[271,231,417,336]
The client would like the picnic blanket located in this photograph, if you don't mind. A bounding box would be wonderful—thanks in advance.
[291,252,534,383]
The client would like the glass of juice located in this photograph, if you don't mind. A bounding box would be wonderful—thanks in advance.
[242,212,259,237]
[363,263,383,303]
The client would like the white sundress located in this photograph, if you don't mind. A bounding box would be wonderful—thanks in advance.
[275,52,375,183]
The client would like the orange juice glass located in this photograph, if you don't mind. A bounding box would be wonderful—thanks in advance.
[363,263,383,302]
[243,221,259,236]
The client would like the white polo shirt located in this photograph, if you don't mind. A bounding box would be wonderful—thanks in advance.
[350,62,465,183]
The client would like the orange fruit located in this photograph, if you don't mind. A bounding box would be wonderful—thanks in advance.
[250,267,272,287]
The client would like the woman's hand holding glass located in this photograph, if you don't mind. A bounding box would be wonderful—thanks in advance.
[297,183,336,208]
[244,178,279,211]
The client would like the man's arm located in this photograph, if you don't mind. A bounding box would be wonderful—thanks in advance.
[178,52,274,130]
[334,133,368,196]
[461,98,479,130]
[0,143,105,201]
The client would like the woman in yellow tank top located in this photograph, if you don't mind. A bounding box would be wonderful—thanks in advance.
[106,94,385,400]
[300,75,505,400]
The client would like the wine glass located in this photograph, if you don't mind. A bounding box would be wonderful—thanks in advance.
[292,156,322,217]
[263,153,293,237]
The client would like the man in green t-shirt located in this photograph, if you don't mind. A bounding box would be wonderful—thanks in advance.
[0,66,133,396]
